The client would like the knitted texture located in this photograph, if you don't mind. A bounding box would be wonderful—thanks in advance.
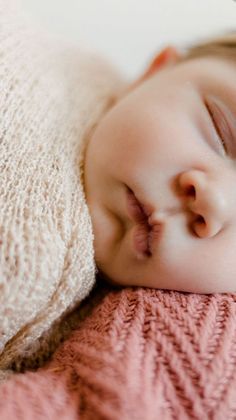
[0,282,236,419]
[0,1,125,371]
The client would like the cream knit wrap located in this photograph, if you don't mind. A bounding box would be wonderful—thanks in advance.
[0,1,126,371]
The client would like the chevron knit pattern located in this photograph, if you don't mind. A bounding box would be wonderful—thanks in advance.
[0,283,235,419]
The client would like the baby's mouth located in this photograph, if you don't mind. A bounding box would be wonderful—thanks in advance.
[126,187,162,257]
[126,187,150,224]
[132,221,152,257]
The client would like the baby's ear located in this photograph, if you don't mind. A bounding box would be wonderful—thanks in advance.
[144,46,181,76]
[135,46,181,85]
[124,45,181,95]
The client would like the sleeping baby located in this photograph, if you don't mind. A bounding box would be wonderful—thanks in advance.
[84,32,236,295]
[0,0,235,375]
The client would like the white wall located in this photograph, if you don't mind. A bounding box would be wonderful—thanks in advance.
[21,0,236,80]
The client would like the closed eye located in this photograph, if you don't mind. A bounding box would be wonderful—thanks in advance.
[204,97,232,157]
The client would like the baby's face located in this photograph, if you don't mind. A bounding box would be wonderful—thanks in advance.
[84,55,236,293]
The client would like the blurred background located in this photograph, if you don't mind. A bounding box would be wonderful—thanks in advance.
[21,0,236,80]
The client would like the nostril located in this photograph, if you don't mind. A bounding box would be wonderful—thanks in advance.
[196,215,205,224]
[177,172,198,200]
[194,214,205,232]
[185,184,196,198]
[188,214,206,237]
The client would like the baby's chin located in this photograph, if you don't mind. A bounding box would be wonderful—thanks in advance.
[96,269,231,294]
[96,270,124,290]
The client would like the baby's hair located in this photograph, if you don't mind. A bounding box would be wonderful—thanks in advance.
[179,29,236,65]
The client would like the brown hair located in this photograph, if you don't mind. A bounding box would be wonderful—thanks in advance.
[179,29,236,65]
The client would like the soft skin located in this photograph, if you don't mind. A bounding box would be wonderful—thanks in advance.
[84,46,236,294]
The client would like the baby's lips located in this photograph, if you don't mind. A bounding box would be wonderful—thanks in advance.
[141,202,153,218]
[132,217,164,259]
[126,188,148,224]
[132,222,151,257]
[148,223,164,254]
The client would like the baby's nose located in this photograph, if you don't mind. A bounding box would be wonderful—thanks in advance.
[177,169,228,238]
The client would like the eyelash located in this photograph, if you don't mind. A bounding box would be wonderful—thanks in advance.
[205,100,228,154]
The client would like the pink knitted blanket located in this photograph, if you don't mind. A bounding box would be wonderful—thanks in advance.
[0,281,236,419]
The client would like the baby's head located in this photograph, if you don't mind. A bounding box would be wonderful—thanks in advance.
[84,31,236,294]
